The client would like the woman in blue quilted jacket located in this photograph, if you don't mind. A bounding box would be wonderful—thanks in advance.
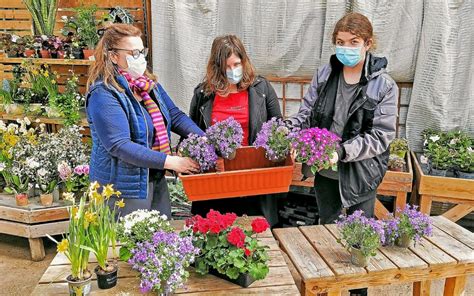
[86,24,204,217]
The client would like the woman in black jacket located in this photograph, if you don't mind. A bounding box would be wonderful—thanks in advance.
[189,34,282,226]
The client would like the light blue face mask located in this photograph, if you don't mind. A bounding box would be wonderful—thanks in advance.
[226,66,243,84]
[335,46,362,67]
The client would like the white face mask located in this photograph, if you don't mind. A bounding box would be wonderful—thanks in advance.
[126,54,147,79]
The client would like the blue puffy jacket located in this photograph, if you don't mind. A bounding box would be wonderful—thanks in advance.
[86,75,203,199]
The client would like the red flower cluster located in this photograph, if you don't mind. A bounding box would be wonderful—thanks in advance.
[227,227,246,248]
[251,217,270,234]
[186,209,237,234]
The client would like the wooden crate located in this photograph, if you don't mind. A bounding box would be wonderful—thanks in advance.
[412,151,474,222]
[0,193,70,261]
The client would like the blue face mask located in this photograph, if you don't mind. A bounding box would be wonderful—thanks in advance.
[335,46,362,67]
[226,66,243,84]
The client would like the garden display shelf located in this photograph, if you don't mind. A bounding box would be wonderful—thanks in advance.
[274,215,474,296]
[291,152,413,219]
[0,56,93,66]
[32,218,299,295]
[179,147,294,201]
[412,151,474,221]
[0,113,88,127]
[0,193,70,261]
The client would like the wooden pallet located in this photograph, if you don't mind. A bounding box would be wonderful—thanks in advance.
[31,218,300,295]
[412,151,474,222]
[0,193,70,261]
[274,215,474,296]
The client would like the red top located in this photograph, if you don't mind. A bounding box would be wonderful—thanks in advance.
[211,91,249,146]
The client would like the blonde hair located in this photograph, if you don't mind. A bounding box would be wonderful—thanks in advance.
[86,24,156,92]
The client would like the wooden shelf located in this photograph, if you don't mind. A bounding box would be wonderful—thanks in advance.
[0,113,88,127]
[0,56,93,66]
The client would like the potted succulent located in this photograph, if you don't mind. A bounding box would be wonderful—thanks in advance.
[390,138,409,159]
[74,5,100,60]
[291,126,341,174]
[24,0,58,36]
[185,210,271,287]
[388,155,406,172]
[206,117,243,160]
[47,192,92,296]
[81,183,123,289]
[336,210,385,267]
[254,117,296,163]
[179,134,218,172]
[385,205,432,248]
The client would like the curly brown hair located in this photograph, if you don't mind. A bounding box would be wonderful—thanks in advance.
[202,35,256,96]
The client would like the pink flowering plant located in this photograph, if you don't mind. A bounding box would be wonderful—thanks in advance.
[291,127,341,174]
[254,117,297,162]
[179,134,218,172]
[58,161,90,193]
[337,210,385,258]
[206,117,243,159]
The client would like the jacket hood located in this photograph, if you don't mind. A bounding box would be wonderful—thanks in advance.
[329,53,388,84]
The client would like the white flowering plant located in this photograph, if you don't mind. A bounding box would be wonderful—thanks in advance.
[116,210,173,261]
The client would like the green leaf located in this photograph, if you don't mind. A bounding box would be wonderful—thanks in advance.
[195,258,208,275]
[233,257,245,269]
[205,235,218,250]
[226,267,240,279]
[249,262,269,280]
[119,246,131,261]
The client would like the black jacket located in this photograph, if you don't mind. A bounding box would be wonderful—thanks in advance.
[189,76,282,144]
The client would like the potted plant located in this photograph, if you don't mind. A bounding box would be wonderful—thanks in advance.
[80,183,123,289]
[47,74,83,125]
[47,192,92,296]
[253,117,296,162]
[49,36,64,59]
[336,210,385,267]
[291,126,341,174]
[388,155,406,172]
[74,5,100,60]
[179,134,218,172]
[37,171,58,207]
[0,34,20,57]
[5,174,30,206]
[23,35,36,57]
[390,138,409,158]
[128,229,199,295]
[455,149,474,179]
[185,210,271,287]
[0,79,17,113]
[206,117,243,160]
[24,0,58,36]
[388,205,432,248]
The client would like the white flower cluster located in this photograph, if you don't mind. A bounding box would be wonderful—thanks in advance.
[120,210,169,235]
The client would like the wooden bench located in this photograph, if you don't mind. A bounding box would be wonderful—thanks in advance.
[412,151,474,222]
[32,219,300,295]
[0,193,70,261]
[273,215,473,296]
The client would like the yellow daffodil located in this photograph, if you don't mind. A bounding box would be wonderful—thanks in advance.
[70,206,78,219]
[103,184,115,198]
[51,80,56,84]
[116,199,125,208]
[43,71,49,77]
[32,70,39,75]
[57,239,69,253]
[85,211,97,223]
[90,181,100,190]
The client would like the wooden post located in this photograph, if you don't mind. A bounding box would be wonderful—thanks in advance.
[413,280,431,296]
[419,194,432,215]
[444,275,467,296]
[28,237,45,261]
[394,191,407,215]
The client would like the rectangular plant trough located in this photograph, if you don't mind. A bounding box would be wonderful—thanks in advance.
[179,146,294,201]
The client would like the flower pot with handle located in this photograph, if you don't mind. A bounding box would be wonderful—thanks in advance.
[350,246,369,267]
[94,265,118,289]
[40,193,53,207]
[40,49,51,58]
[15,193,28,206]
[66,275,92,296]
[395,233,413,248]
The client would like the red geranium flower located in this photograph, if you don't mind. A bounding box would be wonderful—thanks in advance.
[227,227,246,248]
[251,218,270,234]
[244,248,252,257]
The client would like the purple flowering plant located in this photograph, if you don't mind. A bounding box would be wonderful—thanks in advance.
[291,127,341,174]
[128,230,199,295]
[395,205,432,244]
[179,134,218,172]
[337,210,385,258]
[254,117,297,162]
[206,117,243,159]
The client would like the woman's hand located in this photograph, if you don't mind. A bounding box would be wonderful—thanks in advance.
[164,155,200,174]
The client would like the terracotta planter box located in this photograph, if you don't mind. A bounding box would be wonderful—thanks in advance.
[179,146,294,201]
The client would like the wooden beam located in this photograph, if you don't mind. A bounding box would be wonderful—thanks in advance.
[374,198,390,219]
[441,204,474,222]
[413,280,431,296]
[444,275,467,296]
[28,237,45,261]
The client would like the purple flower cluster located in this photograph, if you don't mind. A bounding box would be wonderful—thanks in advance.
[395,205,432,242]
[206,117,243,159]
[254,117,297,161]
[291,127,341,172]
[382,215,400,246]
[179,134,218,172]
[128,230,199,294]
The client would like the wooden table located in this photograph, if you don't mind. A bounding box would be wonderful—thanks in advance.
[412,152,474,222]
[274,216,473,296]
[0,193,70,261]
[291,153,413,220]
[32,219,300,295]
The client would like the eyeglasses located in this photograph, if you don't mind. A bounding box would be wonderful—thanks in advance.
[110,47,149,59]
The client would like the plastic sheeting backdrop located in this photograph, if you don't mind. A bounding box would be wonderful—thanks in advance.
[151,0,473,150]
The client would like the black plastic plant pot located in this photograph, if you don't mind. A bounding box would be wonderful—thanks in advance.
[94,265,118,289]
[208,267,256,288]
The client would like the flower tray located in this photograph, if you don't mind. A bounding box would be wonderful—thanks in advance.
[179,146,294,201]
[208,267,256,288]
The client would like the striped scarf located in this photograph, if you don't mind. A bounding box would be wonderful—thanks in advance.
[119,69,171,154]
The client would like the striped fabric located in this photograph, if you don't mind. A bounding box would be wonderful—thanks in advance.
[119,69,171,154]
